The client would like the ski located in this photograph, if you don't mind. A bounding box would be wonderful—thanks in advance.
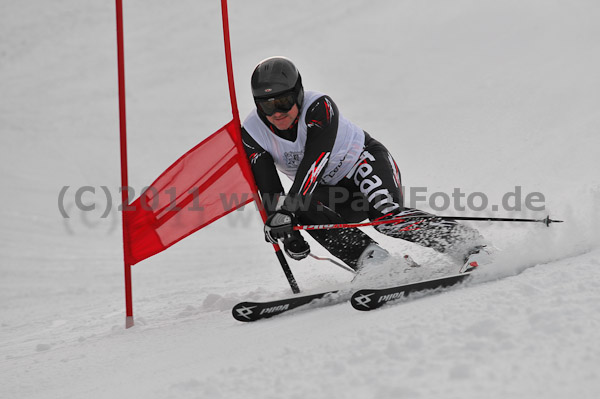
[350,271,473,311]
[232,271,475,321]
[232,289,343,322]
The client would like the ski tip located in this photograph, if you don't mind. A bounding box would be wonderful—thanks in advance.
[351,290,381,311]
[232,302,259,322]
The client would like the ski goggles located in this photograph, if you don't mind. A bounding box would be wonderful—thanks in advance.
[255,92,297,116]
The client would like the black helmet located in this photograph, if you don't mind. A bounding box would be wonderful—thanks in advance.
[251,56,304,109]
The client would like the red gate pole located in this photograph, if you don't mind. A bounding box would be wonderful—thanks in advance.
[115,0,134,328]
[221,0,300,293]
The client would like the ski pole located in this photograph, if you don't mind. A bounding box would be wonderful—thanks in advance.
[434,215,563,226]
[309,254,355,273]
[294,214,563,231]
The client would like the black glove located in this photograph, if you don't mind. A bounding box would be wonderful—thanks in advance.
[283,231,311,260]
[264,209,295,244]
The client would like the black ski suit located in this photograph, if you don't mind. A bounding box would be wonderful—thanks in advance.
[242,93,481,269]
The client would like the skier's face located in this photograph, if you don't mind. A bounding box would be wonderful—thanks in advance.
[266,104,299,131]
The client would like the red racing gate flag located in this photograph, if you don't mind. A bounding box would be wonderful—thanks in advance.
[124,120,255,265]
[116,0,300,327]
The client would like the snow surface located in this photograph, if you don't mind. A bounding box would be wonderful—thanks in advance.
[2,1,600,398]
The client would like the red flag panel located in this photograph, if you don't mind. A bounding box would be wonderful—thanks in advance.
[125,120,255,265]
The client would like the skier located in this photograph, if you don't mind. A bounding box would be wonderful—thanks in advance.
[242,56,489,272]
